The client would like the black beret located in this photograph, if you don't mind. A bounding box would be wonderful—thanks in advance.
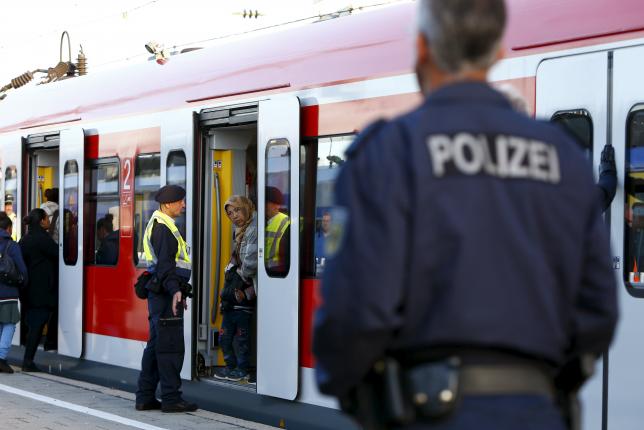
[155,185,186,203]
[266,186,284,205]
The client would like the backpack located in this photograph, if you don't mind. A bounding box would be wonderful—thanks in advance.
[0,241,23,286]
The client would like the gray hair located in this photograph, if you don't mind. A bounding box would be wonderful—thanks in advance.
[418,0,506,74]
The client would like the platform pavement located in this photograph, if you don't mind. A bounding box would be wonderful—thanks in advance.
[0,366,278,430]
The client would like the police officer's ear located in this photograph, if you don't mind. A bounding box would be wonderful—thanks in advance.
[415,33,430,67]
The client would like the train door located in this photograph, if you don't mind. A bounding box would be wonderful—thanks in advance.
[58,128,84,358]
[0,132,24,347]
[257,97,300,400]
[607,45,644,430]
[25,132,61,352]
[537,52,612,429]
[196,97,300,400]
[160,111,195,379]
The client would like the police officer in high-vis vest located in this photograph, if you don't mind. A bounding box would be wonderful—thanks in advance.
[135,185,198,413]
[265,186,290,275]
[313,1,618,429]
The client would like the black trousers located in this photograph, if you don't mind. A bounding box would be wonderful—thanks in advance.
[135,293,185,405]
[23,308,53,364]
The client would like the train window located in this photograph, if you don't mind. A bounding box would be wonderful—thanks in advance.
[265,138,291,278]
[299,136,354,278]
[551,110,593,159]
[134,153,160,266]
[4,166,17,232]
[63,161,79,265]
[167,151,186,238]
[86,159,120,266]
[624,108,644,296]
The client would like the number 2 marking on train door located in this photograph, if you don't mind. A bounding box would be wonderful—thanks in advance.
[123,158,132,191]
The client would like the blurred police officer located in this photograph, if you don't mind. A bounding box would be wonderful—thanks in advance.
[135,185,197,413]
[313,1,618,429]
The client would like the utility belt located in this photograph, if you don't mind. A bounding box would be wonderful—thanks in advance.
[341,351,558,430]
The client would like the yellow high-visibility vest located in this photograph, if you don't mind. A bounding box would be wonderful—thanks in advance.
[265,212,290,269]
[143,210,191,274]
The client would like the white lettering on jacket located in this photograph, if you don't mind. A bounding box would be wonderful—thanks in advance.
[427,133,560,184]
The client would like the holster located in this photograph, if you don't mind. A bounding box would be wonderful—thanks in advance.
[341,357,461,430]
[554,355,595,430]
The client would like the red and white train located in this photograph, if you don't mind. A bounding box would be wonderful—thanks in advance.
[1,1,643,428]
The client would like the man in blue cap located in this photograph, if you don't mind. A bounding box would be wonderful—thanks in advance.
[135,184,197,413]
[313,0,618,429]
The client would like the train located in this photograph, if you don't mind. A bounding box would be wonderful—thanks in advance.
[1,1,643,428]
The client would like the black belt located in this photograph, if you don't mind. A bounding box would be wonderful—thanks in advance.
[460,364,555,399]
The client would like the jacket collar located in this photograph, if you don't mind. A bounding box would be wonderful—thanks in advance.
[424,81,513,109]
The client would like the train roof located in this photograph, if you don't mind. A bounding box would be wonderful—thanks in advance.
[1,0,643,133]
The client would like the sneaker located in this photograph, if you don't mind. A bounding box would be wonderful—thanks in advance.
[135,399,161,411]
[227,368,249,382]
[0,359,13,374]
[213,367,234,380]
[161,400,198,413]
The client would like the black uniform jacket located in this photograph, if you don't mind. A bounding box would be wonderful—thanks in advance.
[313,81,619,398]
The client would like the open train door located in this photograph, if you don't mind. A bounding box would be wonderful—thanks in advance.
[0,132,25,346]
[257,96,300,400]
[58,128,84,358]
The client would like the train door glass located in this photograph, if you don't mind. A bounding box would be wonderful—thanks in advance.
[4,166,17,239]
[167,151,186,238]
[58,128,85,358]
[257,96,300,400]
[624,108,644,292]
[551,111,593,159]
[85,159,120,266]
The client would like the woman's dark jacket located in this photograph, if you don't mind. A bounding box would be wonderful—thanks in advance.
[19,225,58,309]
[0,230,28,301]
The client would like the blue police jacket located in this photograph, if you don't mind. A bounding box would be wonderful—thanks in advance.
[313,81,619,398]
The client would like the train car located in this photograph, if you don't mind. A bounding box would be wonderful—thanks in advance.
[1,1,643,428]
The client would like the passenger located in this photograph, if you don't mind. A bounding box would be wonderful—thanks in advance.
[215,196,258,383]
[135,185,197,413]
[95,214,119,265]
[40,188,59,243]
[264,186,290,276]
[19,208,58,372]
[0,211,28,374]
[4,195,17,241]
[313,1,618,430]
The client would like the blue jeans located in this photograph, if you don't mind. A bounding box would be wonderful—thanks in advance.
[219,309,252,371]
[0,322,16,359]
[398,395,566,430]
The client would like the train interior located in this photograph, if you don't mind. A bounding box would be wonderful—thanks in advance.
[22,132,61,350]
[196,106,258,389]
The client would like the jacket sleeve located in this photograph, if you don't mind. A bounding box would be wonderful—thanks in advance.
[42,235,59,261]
[9,241,28,285]
[313,121,411,398]
[151,223,181,296]
[239,221,258,281]
[572,197,619,356]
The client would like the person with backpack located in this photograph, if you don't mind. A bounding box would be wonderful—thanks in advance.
[0,211,28,373]
[19,208,58,372]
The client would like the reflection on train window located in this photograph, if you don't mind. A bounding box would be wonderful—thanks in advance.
[86,159,120,266]
[63,161,79,265]
[4,166,17,239]
[625,109,644,293]
[167,150,186,238]
[134,153,160,266]
[265,138,291,278]
[313,136,353,276]
[551,110,593,160]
